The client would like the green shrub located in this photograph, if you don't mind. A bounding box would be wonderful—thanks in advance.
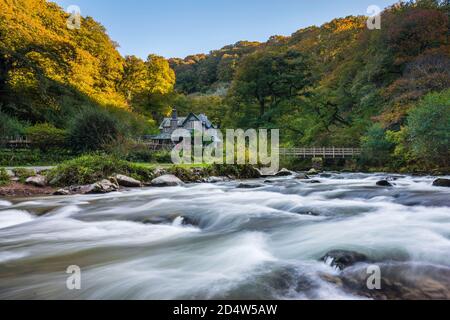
[25,123,67,151]
[153,150,172,163]
[67,109,123,153]
[0,112,26,137]
[205,164,261,179]
[360,124,394,167]
[0,168,10,186]
[47,155,155,186]
[126,147,155,163]
[125,146,172,164]
[12,168,36,183]
[0,149,74,166]
[166,166,200,182]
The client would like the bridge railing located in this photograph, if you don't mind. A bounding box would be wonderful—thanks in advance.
[0,136,31,147]
[279,147,361,158]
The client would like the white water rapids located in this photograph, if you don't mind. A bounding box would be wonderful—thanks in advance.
[0,173,449,299]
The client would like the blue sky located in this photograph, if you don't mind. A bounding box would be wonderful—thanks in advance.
[52,0,398,59]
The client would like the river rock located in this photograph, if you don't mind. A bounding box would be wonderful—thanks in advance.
[151,175,183,187]
[53,188,71,196]
[202,176,228,183]
[87,179,119,194]
[322,250,368,270]
[295,173,310,180]
[331,262,450,300]
[25,175,47,187]
[308,168,319,175]
[432,178,450,187]
[153,168,168,177]
[275,168,293,176]
[113,174,142,187]
[255,168,277,177]
[376,180,393,187]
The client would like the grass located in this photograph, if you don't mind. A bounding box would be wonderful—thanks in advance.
[47,155,156,186]
[46,155,263,187]
[0,168,10,186]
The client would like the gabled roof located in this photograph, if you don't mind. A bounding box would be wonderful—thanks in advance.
[159,117,187,129]
[159,113,216,130]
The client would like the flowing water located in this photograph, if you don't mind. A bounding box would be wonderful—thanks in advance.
[0,173,450,300]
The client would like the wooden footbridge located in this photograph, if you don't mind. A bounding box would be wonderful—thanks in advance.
[0,136,361,159]
[0,136,31,148]
[279,147,361,159]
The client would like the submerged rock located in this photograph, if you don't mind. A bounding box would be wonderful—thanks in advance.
[151,174,183,187]
[237,183,264,189]
[25,175,47,188]
[87,179,119,194]
[376,180,393,187]
[322,250,368,270]
[432,178,450,187]
[303,180,321,184]
[295,173,310,180]
[327,263,450,300]
[113,174,142,187]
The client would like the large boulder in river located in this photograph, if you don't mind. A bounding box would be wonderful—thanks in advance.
[322,250,369,270]
[376,180,393,187]
[254,167,277,177]
[113,174,142,187]
[87,179,119,194]
[275,168,293,176]
[25,175,47,187]
[151,174,183,187]
[432,178,450,187]
[307,168,319,175]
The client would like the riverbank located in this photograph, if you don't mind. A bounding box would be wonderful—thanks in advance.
[0,155,264,197]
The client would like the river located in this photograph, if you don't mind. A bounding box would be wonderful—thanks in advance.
[0,172,449,300]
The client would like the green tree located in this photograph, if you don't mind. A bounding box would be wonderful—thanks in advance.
[361,124,394,167]
[407,89,450,166]
[229,49,312,123]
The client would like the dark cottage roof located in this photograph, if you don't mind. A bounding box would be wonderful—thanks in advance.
[158,113,216,130]
[159,117,187,130]
[151,133,173,140]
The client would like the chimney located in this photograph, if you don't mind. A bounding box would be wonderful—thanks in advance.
[170,107,178,131]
